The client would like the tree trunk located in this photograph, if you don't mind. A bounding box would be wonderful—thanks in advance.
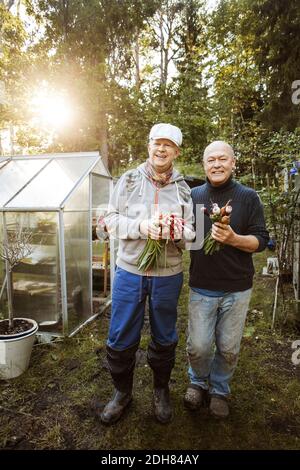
[251,158,256,190]
[61,0,69,42]
[10,124,14,155]
[159,11,167,112]
[133,30,141,91]
[99,121,109,169]
[98,97,109,169]
[2,0,16,11]
[159,11,164,86]
[16,0,21,17]
[0,131,3,156]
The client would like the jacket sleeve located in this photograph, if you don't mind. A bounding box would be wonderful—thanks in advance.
[103,173,142,240]
[245,192,269,252]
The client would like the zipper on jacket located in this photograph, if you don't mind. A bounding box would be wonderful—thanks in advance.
[145,185,160,277]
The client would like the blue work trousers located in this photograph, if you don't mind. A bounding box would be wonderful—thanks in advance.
[106,266,183,391]
[108,267,183,350]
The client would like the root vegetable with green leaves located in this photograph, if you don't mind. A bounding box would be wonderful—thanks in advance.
[137,213,184,272]
[202,200,232,255]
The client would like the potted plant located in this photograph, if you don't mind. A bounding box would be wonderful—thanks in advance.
[0,224,38,379]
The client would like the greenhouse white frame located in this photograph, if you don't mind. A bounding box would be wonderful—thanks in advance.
[0,152,114,340]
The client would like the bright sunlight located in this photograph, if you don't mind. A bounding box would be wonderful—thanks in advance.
[30,84,73,129]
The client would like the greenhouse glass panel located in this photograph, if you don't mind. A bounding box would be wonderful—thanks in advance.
[0,159,48,207]
[56,156,98,183]
[0,158,9,170]
[3,212,61,328]
[92,174,110,218]
[91,175,111,298]
[92,159,109,177]
[63,177,90,334]
[7,157,98,209]
[0,152,112,339]
[0,213,5,310]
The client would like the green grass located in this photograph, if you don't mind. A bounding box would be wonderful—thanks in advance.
[0,250,300,449]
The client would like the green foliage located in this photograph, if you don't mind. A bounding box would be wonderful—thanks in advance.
[208,0,263,140]
[18,0,160,165]
[2,0,300,182]
[0,3,28,129]
[244,0,300,130]
[233,125,300,187]
[5,0,211,169]
[210,0,300,132]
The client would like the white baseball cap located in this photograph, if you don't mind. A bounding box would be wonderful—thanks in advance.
[149,123,182,147]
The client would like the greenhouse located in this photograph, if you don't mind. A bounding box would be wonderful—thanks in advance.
[0,152,113,339]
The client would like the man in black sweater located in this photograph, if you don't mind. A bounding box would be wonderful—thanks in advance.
[184,140,269,418]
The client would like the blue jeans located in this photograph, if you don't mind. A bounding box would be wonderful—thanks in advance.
[187,288,252,396]
[108,267,183,350]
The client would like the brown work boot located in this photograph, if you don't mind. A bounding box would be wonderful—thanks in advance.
[184,385,205,410]
[209,395,229,418]
[100,389,132,425]
[153,387,173,424]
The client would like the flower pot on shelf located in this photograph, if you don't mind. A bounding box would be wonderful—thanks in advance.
[0,318,38,379]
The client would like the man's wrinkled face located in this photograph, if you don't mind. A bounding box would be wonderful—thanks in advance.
[148,138,179,173]
[203,151,235,186]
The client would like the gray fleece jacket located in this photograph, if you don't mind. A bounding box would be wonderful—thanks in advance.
[104,162,194,276]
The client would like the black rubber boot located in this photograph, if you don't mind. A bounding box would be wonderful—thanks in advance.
[147,338,177,388]
[100,389,132,425]
[153,386,173,424]
[106,343,138,392]
[147,339,177,424]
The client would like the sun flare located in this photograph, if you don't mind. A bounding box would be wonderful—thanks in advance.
[31,87,73,129]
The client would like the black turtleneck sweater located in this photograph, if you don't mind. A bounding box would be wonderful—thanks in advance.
[189,177,269,292]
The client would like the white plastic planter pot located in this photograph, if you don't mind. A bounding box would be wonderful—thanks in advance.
[0,318,38,379]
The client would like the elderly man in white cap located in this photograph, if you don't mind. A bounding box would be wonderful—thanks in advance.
[99,123,194,425]
[184,140,269,418]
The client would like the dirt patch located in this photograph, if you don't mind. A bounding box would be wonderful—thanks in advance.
[136,348,147,367]
[262,338,300,379]
[63,358,81,372]
[266,415,300,437]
